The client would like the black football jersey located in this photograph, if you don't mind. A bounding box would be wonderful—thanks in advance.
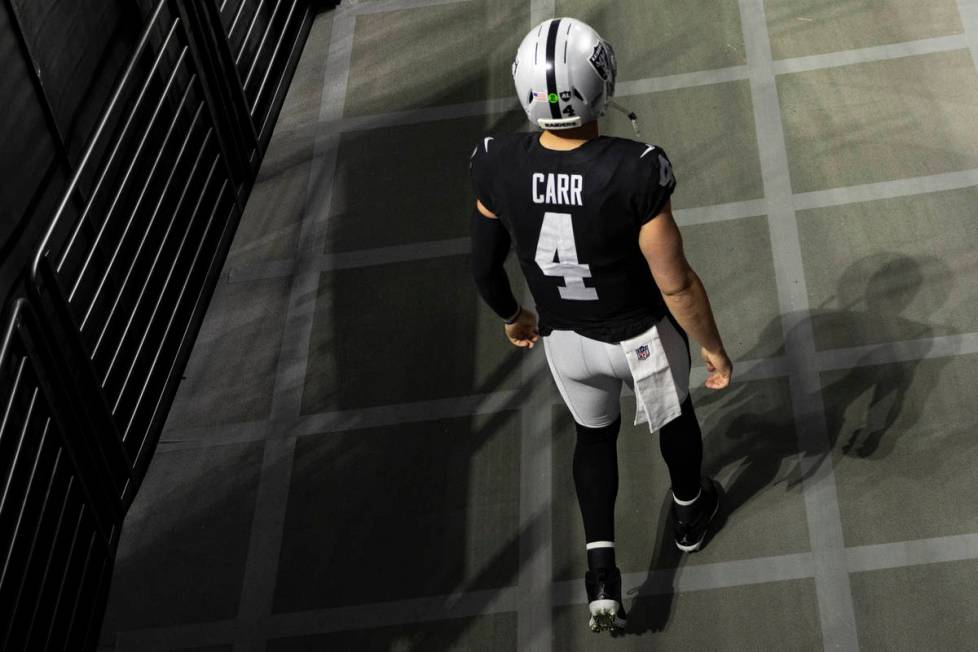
[470,132,676,343]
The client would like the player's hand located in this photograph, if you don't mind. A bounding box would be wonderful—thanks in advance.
[701,346,732,389]
[504,307,540,349]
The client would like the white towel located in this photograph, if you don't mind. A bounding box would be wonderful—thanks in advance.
[619,323,683,432]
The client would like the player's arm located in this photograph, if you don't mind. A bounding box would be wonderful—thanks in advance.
[471,200,539,348]
[638,201,732,389]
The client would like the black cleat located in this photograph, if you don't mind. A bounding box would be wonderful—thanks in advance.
[671,478,721,553]
[585,566,627,632]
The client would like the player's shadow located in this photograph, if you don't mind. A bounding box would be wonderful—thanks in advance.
[621,252,955,635]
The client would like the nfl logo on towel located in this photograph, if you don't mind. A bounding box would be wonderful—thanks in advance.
[636,345,650,360]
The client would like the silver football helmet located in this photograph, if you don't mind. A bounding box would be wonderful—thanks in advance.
[512,18,617,130]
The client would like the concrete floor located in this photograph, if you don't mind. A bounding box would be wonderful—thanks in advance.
[99,0,978,650]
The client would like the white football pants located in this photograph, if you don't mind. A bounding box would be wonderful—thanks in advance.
[542,314,691,431]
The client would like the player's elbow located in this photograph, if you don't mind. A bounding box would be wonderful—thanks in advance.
[660,279,694,298]
[657,267,697,298]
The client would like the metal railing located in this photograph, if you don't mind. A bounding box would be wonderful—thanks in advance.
[1,0,312,648]
[30,0,238,505]
[220,0,307,149]
[0,300,115,650]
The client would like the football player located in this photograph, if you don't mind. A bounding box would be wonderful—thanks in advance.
[470,17,733,633]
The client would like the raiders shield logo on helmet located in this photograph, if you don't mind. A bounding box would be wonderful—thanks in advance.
[589,41,617,96]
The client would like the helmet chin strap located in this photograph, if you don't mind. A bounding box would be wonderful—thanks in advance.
[608,101,641,138]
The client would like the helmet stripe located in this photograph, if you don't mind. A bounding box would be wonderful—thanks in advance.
[545,18,562,120]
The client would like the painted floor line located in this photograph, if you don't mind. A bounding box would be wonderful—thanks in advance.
[552,552,816,607]
[673,198,768,226]
[958,0,978,80]
[159,418,272,450]
[115,619,237,652]
[233,7,357,652]
[816,332,978,372]
[517,277,555,652]
[291,389,524,436]
[232,435,297,651]
[320,33,977,134]
[223,161,978,284]
[738,1,859,649]
[113,586,519,650]
[616,65,749,97]
[223,198,773,282]
[771,33,968,76]
[338,97,521,134]
[341,0,474,16]
[793,168,978,212]
[518,368,555,652]
[847,532,978,573]
[320,237,471,271]
[227,257,293,284]
[156,327,978,450]
[112,526,978,648]
[158,390,524,450]
[530,0,555,26]
[264,586,520,637]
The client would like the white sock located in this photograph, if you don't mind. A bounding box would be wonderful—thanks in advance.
[586,541,615,550]
[673,489,701,506]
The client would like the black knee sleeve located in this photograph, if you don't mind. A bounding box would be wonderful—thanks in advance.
[659,396,704,501]
[573,416,621,543]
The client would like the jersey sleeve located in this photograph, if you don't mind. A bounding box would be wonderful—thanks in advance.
[469,137,499,215]
[632,145,677,226]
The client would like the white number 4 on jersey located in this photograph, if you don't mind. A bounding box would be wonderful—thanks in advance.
[534,212,599,301]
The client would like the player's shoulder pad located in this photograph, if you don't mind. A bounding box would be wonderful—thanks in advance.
[469,134,524,177]
[603,137,666,166]
[472,135,495,157]
[633,141,670,165]
[470,135,495,171]
[470,133,520,159]
[604,138,671,178]
[634,141,675,187]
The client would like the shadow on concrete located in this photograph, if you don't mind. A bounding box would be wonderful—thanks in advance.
[619,252,954,636]
[100,3,538,646]
[264,4,547,649]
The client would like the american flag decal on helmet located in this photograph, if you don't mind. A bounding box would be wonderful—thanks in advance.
[636,345,650,360]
